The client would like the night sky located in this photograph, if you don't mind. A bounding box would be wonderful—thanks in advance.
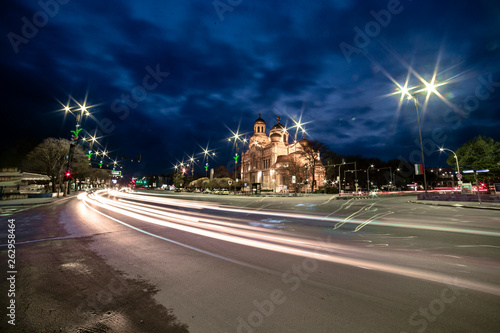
[1,0,499,177]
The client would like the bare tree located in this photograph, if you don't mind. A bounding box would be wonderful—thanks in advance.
[23,138,89,193]
[299,140,326,191]
[214,165,231,178]
[276,153,305,193]
[88,168,111,188]
[23,138,68,193]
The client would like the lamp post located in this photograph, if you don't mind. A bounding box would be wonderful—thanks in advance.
[407,95,428,192]
[366,164,374,191]
[202,148,210,177]
[228,131,248,190]
[326,160,356,194]
[64,102,91,195]
[393,168,400,190]
[394,76,445,193]
[371,166,392,191]
[438,147,460,174]
[189,157,195,178]
[439,147,461,188]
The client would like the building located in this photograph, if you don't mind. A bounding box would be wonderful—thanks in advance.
[0,168,50,200]
[427,166,457,187]
[240,115,325,192]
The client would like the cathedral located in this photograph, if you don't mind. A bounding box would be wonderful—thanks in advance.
[240,115,325,192]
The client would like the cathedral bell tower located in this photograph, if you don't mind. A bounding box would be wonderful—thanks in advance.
[249,114,268,147]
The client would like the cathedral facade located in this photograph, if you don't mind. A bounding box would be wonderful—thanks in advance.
[240,115,325,192]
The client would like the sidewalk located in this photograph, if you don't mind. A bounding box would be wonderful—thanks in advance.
[0,191,80,207]
[412,199,500,210]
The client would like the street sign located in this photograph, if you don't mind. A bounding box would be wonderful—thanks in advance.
[292,175,296,184]
[456,173,462,179]
[461,183,472,193]
[462,169,488,174]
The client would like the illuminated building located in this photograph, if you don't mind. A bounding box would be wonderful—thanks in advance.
[240,115,325,192]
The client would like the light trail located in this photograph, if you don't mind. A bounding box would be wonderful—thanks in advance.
[80,191,500,297]
[103,191,500,238]
[84,192,356,256]
[354,212,394,232]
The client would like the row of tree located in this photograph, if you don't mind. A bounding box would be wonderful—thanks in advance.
[22,138,110,192]
[446,136,500,183]
[22,135,499,193]
[169,135,500,192]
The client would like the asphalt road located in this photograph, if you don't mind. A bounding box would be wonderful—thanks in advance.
[2,190,500,332]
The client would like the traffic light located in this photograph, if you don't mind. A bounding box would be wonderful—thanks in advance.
[65,171,72,180]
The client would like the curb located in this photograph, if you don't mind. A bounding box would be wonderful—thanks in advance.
[0,193,79,207]
[0,200,57,207]
[411,200,500,210]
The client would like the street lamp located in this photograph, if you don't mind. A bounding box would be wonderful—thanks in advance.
[189,157,196,177]
[439,147,461,188]
[393,168,400,189]
[201,146,212,177]
[228,129,249,188]
[393,72,447,193]
[366,164,374,191]
[61,98,95,195]
[405,93,428,192]
[438,147,460,174]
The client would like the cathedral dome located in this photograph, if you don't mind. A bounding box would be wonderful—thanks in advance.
[299,135,310,146]
[255,115,265,124]
[270,122,285,131]
[253,114,266,135]
[270,132,282,142]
